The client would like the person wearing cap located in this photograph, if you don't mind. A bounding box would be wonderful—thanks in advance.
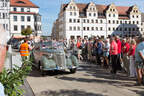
[135,37,144,85]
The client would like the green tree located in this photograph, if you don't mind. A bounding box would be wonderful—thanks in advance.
[21,27,32,37]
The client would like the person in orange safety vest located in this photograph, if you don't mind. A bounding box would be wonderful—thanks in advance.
[20,39,32,61]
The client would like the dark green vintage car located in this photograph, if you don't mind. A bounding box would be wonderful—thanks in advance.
[30,41,79,75]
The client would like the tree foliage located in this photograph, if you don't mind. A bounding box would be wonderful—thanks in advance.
[21,27,32,37]
[0,59,32,96]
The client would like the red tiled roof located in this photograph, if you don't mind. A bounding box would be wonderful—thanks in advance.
[61,3,131,15]
[10,0,39,8]
[10,11,36,15]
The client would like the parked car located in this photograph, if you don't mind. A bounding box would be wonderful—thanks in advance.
[30,41,79,75]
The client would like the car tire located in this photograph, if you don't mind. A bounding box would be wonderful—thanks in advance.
[70,68,77,73]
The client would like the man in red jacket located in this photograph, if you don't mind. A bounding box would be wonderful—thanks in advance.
[115,36,122,71]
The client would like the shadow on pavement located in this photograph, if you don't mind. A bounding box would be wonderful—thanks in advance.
[36,89,104,96]
[29,67,72,77]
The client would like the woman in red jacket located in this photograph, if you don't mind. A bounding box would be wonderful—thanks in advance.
[128,39,137,77]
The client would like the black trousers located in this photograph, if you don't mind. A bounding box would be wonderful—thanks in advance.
[117,54,122,70]
[111,55,118,74]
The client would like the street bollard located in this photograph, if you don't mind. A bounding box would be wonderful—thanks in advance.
[8,45,13,71]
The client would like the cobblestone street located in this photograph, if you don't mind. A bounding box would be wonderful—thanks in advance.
[27,62,144,96]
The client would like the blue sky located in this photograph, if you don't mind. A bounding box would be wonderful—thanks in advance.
[31,0,144,36]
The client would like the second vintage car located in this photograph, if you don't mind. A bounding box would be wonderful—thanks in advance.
[30,41,79,75]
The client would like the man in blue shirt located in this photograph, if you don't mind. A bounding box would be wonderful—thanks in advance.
[0,82,5,96]
[135,37,144,85]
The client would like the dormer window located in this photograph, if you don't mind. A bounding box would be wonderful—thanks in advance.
[90,8,92,11]
[73,6,75,10]
[93,8,95,11]
[16,1,25,4]
[110,9,112,11]
[70,6,72,9]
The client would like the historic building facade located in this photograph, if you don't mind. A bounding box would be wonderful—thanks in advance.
[0,0,10,35]
[10,0,42,37]
[53,0,143,40]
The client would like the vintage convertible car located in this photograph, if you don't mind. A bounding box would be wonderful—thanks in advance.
[30,41,79,75]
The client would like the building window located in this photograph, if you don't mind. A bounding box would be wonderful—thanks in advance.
[125,21,127,24]
[87,27,89,31]
[69,26,72,31]
[137,28,139,31]
[73,19,76,23]
[21,8,24,12]
[87,20,89,23]
[129,28,131,31]
[27,8,30,12]
[141,28,143,31]
[96,20,98,23]
[113,20,115,24]
[14,25,17,31]
[77,19,80,23]
[137,21,139,24]
[21,16,25,21]
[133,21,135,24]
[100,20,103,23]
[132,15,134,18]
[77,27,80,31]
[120,21,122,24]
[92,27,94,31]
[21,25,25,30]
[137,15,139,18]
[124,28,127,31]
[14,16,17,21]
[117,20,119,24]
[100,27,103,31]
[89,13,91,16]
[108,20,111,24]
[108,27,111,31]
[83,19,86,23]
[74,27,76,31]
[70,6,72,9]
[96,27,98,31]
[27,16,31,22]
[69,19,72,23]
[94,13,96,17]
[113,27,115,31]
[129,21,131,24]
[74,12,76,16]
[132,28,135,31]
[14,8,17,11]
[73,6,76,10]
[91,20,94,23]
[113,14,115,17]
[109,14,111,17]
[70,12,72,16]
[83,27,86,31]
[120,28,122,31]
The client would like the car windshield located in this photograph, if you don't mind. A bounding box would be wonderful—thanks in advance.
[41,41,64,50]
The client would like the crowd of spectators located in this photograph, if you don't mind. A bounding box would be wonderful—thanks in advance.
[68,36,144,86]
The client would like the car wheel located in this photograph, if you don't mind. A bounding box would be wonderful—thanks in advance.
[70,68,77,73]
